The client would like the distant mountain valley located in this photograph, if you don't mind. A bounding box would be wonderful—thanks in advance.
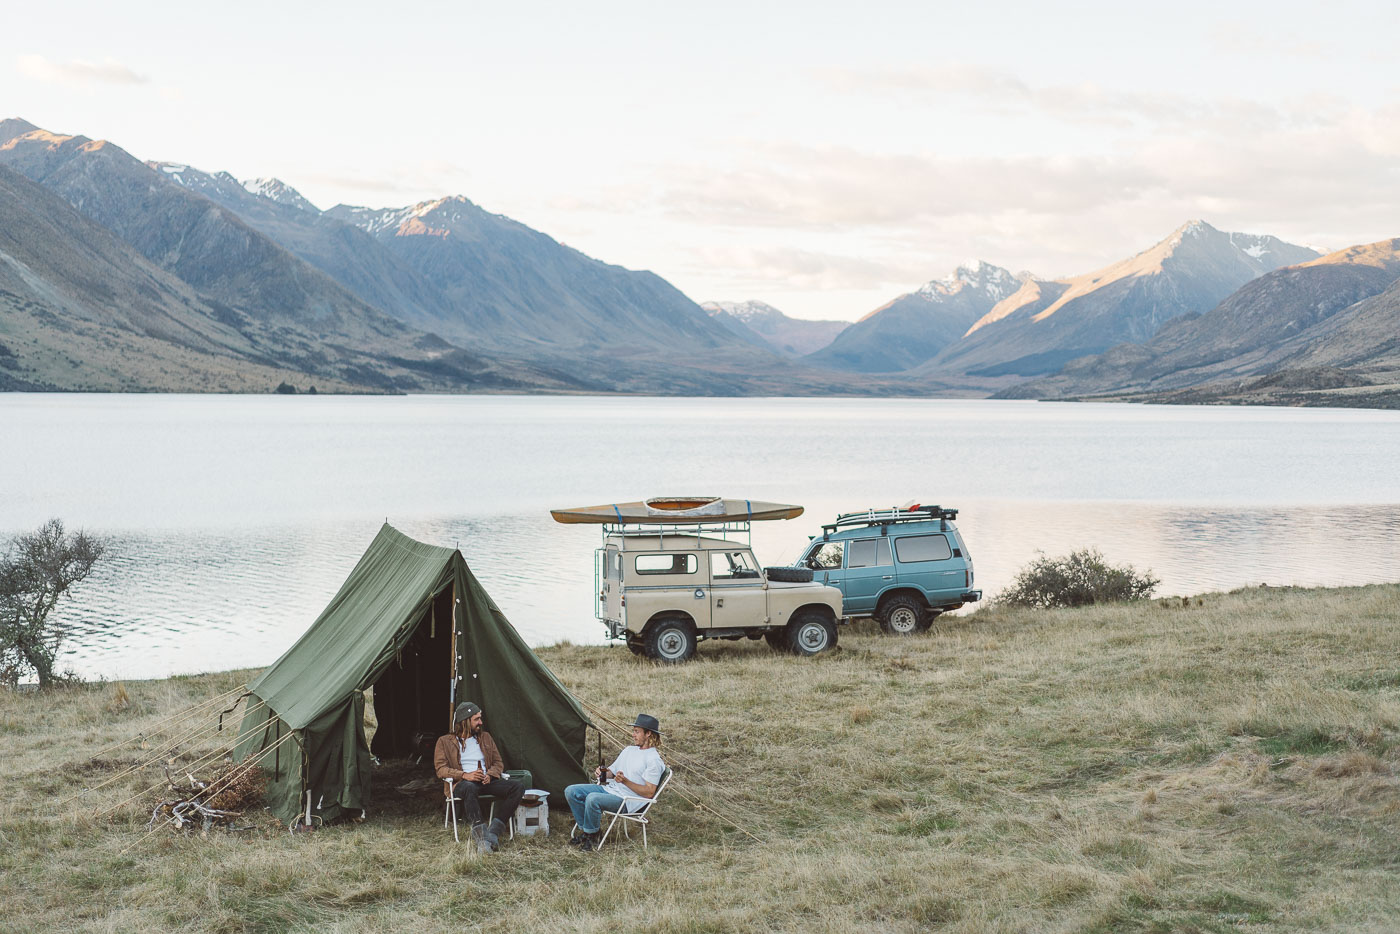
[3,116,1398,406]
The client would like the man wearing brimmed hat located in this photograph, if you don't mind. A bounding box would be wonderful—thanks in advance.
[564,714,666,851]
[434,701,524,852]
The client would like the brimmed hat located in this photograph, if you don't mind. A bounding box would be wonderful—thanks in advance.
[629,713,662,735]
[454,701,481,727]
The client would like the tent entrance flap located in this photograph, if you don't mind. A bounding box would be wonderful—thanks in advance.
[369,587,455,759]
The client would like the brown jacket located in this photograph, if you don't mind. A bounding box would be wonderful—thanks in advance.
[434,731,505,786]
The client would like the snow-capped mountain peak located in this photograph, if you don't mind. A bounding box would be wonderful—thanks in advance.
[916,260,1019,302]
[702,299,783,324]
[241,177,320,213]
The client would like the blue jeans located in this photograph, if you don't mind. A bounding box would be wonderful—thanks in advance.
[565,783,625,833]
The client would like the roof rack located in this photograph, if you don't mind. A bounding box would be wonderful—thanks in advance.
[820,505,957,538]
[606,519,756,548]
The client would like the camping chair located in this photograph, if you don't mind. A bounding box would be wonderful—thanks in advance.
[574,767,673,850]
[444,769,532,843]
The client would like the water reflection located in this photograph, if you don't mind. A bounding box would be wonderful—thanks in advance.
[4,394,1397,680]
[48,503,1400,681]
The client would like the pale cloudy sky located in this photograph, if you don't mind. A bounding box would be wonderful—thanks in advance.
[5,0,1399,320]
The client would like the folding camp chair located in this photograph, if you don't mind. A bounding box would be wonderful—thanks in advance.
[573,767,672,850]
[444,769,531,843]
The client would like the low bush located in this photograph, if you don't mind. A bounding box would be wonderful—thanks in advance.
[998,548,1159,608]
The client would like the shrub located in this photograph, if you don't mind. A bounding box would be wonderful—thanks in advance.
[998,548,1158,609]
[0,519,107,687]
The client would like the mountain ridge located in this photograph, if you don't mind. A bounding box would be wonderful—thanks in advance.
[702,300,848,357]
[804,261,1021,373]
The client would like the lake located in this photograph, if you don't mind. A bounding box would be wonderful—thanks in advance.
[2,393,1398,681]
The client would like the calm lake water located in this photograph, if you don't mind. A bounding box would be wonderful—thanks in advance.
[2,393,1398,681]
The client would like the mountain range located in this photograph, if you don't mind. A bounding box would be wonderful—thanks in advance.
[1,118,881,395]
[3,115,1398,405]
[1005,238,1400,405]
[913,222,1320,383]
[701,301,848,357]
[0,123,580,393]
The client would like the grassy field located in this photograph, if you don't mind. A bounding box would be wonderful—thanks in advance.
[2,583,1399,933]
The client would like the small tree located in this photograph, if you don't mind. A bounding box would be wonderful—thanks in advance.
[998,548,1158,609]
[0,519,107,687]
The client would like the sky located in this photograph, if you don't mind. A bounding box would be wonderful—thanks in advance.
[4,0,1400,321]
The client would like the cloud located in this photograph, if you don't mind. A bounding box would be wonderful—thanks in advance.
[654,145,1162,229]
[686,245,918,292]
[17,54,148,86]
[1208,23,1333,61]
[615,88,1400,284]
[298,160,474,208]
[819,63,1319,132]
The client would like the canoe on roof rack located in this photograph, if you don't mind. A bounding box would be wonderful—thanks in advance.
[550,497,804,525]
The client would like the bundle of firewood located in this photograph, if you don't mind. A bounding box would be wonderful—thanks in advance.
[149,762,267,833]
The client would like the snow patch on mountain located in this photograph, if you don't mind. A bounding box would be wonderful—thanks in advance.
[148,162,246,201]
[332,196,482,237]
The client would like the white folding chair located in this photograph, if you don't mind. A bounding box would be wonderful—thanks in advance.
[444,773,528,843]
[573,767,673,850]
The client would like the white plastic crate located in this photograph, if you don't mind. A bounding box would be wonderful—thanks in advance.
[513,790,550,836]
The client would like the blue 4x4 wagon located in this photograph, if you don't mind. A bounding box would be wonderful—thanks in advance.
[795,505,981,634]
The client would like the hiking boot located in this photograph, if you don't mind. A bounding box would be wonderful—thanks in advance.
[471,821,496,853]
[573,830,600,851]
[484,818,507,849]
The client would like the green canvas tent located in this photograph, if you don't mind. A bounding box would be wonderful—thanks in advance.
[234,523,590,825]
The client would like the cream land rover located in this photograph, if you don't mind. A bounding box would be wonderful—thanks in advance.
[551,497,844,663]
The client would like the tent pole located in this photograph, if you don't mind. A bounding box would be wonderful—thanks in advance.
[449,581,459,731]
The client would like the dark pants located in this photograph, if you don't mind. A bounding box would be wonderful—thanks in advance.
[452,777,524,825]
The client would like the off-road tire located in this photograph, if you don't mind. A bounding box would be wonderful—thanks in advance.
[787,611,837,656]
[765,566,813,583]
[625,639,646,656]
[644,616,697,664]
[878,594,929,635]
[763,629,788,651]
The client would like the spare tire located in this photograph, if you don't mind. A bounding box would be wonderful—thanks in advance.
[766,566,813,583]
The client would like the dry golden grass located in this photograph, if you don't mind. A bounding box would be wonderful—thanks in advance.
[2,583,1399,932]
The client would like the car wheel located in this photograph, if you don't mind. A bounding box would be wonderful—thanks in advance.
[763,630,788,651]
[787,612,837,656]
[765,566,814,583]
[644,616,697,663]
[878,594,928,635]
[625,639,646,656]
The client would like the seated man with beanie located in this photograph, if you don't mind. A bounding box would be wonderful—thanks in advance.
[434,701,524,852]
[565,713,665,851]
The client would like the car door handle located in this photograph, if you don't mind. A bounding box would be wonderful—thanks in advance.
[882,575,893,580]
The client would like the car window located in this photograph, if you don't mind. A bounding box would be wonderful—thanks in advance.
[710,551,760,580]
[847,537,892,568]
[634,553,698,575]
[894,534,953,563]
[808,541,845,570]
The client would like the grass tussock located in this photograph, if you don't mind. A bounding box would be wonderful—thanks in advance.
[2,583,1400,932]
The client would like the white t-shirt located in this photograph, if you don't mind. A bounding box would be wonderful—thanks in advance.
[458,736,484,774]
[604,745,665,812]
